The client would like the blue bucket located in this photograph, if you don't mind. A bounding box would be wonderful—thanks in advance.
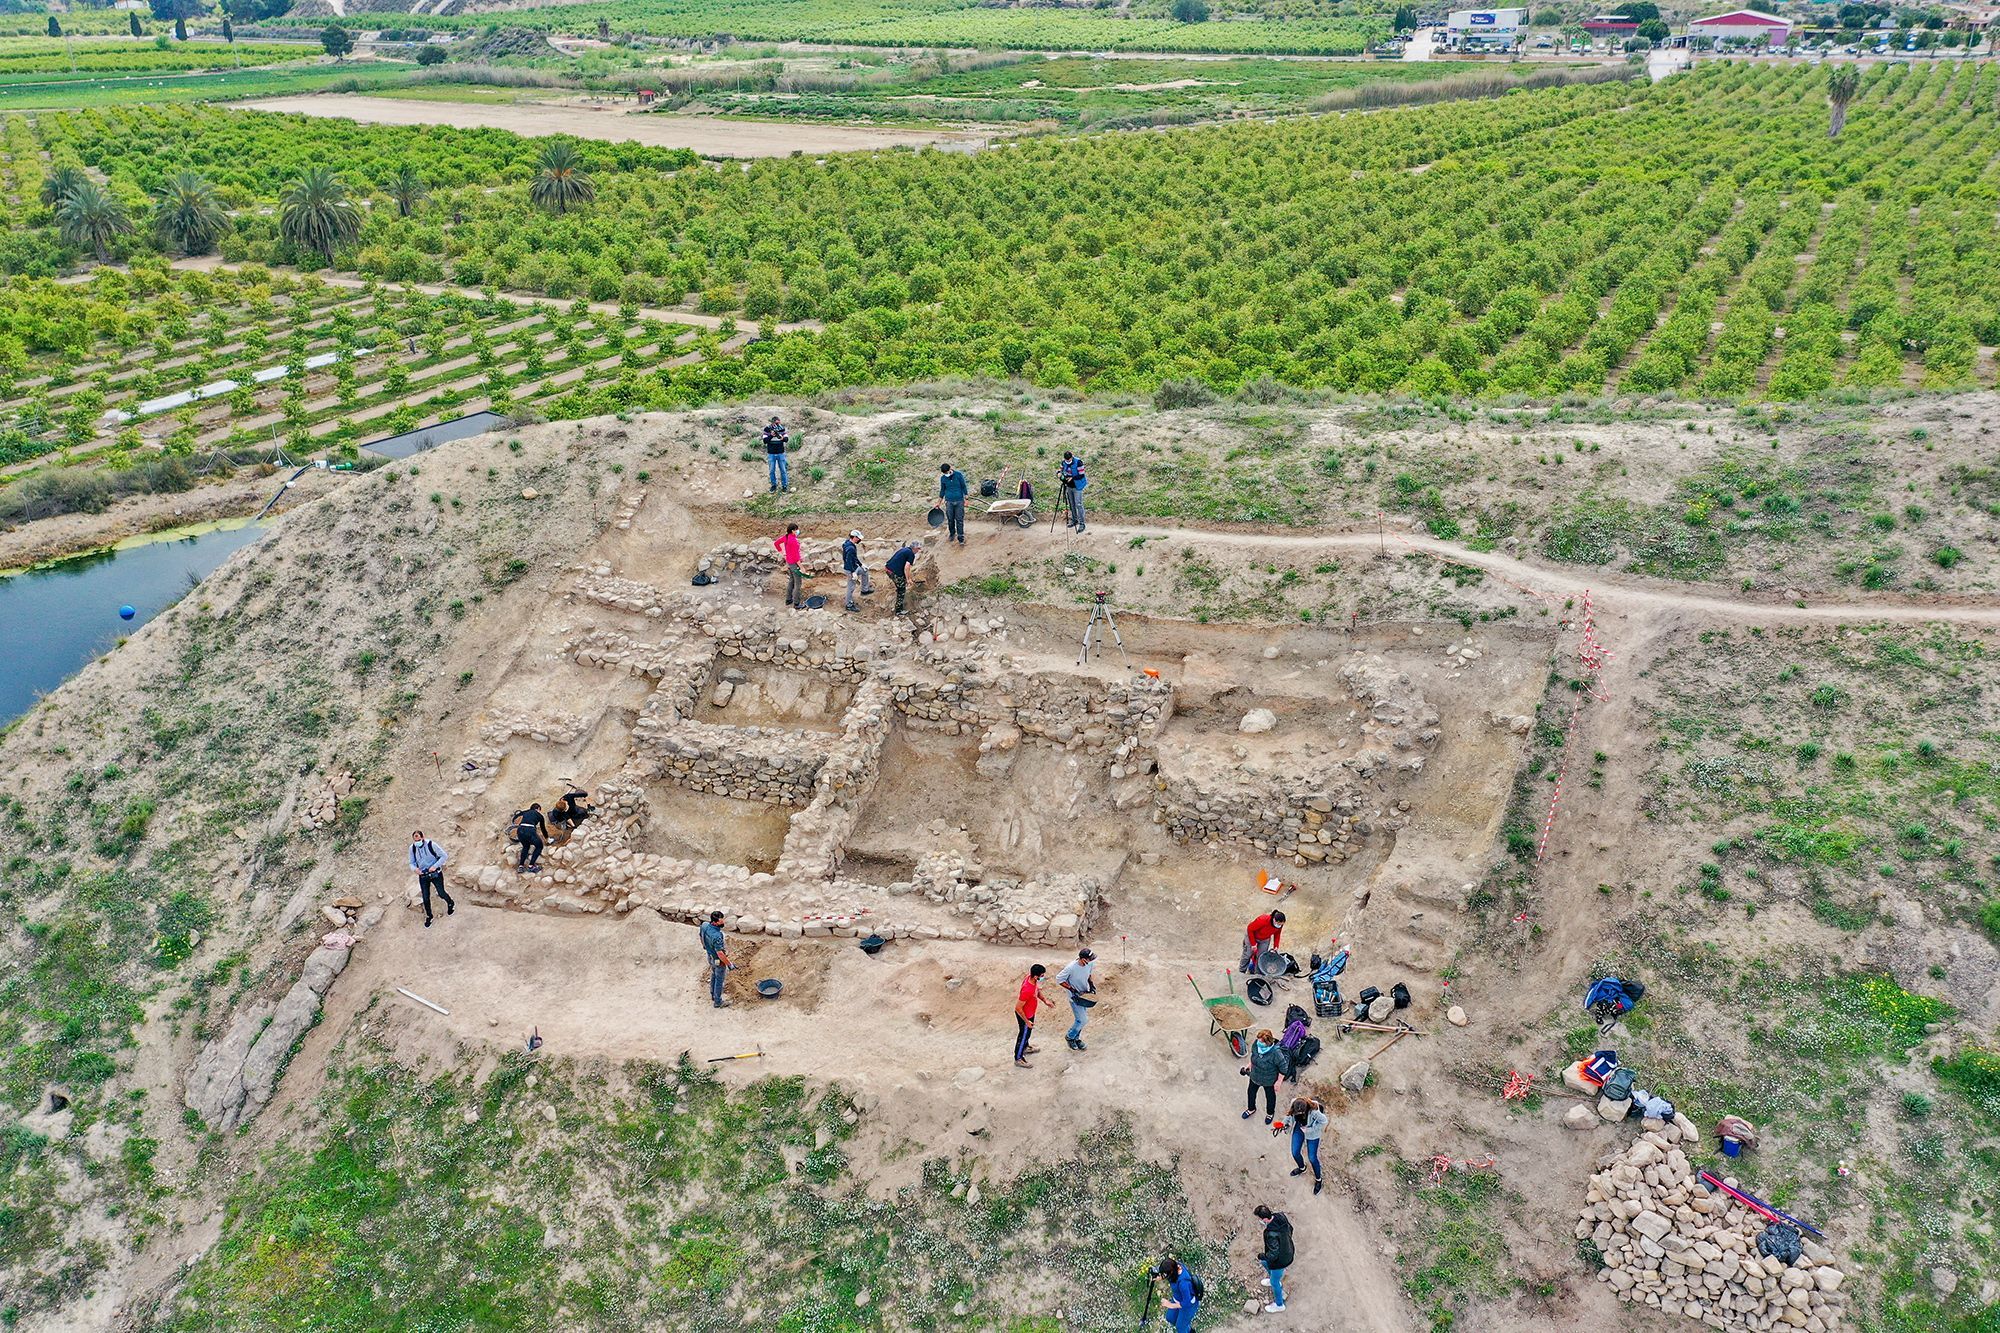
[1720,1137,1742,1159]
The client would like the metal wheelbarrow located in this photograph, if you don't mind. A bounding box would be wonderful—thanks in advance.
[984,497,1036,528]
[1188,971,1255,1059]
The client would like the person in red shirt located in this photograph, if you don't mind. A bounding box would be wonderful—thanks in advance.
[774,522,804,610]
[1014,963,1048,1069]
[1242,910,1286,974]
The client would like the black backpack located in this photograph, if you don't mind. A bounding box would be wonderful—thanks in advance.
[1391,982,1412,1009]
[1187,1270,1205,1302]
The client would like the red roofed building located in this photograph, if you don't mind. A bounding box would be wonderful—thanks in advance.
[1686,8,1794,45]
[1582,14,1639,36]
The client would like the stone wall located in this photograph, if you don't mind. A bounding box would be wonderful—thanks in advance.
[1153,778,1378,862]
[631,713,830,806]
[775,678,895,880]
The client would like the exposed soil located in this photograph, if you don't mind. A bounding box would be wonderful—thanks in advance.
[233,94,992,156]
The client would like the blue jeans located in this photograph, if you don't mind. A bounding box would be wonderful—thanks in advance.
[709,959,725,1006]
[1068,487,1086,531]
[1291,1128,1322,1178]
[768,453,789,489]
[1066,998,1088,1042]
[1263,1260,1286,1307]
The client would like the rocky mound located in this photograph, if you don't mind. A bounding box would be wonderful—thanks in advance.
[453,25,565,62]
[1579,1119,1847,1330]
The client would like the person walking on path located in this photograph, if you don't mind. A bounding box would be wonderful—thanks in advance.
[1014,962,1047,1068]
[886,539,921,616]
[1288,1096,1327,1194]
[699,910,730,1008]
[1155,1258,1200,1333]
[410,831,453,928]
[1055,947,1096,1051]
[762,415,790,492]
[1242,1029,1285,1123]
[775,522,804,610]
[841,529,874,611]
[1056,448,1088,528]
[1253,1204,1293,1314]
[1242,909,1286,974]
[511,803,547,873]
[939,462,969,545]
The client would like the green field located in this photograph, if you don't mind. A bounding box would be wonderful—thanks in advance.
[297,0,1395,56]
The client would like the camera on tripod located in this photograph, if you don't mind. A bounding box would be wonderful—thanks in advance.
[1092,589,1110,603]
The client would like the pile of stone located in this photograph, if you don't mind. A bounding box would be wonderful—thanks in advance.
[568,627,700,680]
[186,902,383,1130]
[480,711,588,747]
[1579,1121,1847,1330]
[1339,655,1441,777]
[693,538,850,582]
[297,770,358,830]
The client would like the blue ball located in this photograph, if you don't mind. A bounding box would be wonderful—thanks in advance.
[118,605,136,620]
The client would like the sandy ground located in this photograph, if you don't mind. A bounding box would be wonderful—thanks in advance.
[233,95,993,157]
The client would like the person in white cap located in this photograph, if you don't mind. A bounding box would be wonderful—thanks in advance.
[841,529,873,612]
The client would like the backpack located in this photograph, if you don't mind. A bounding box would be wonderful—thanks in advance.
[1283,1003,1310,1033]
[506,812,525,844]
[1291,1035,1321,1071]
[1187,1270,1205,1303]
[1391,982,1412,1010]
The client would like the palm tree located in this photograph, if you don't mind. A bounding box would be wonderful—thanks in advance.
[528,141,594,216]
[39,163,88,209]
[1827,65,1861,138]
[388,165,427,219]
[56,180,134,263]
[150,171,230,256]
[279,167,361,265]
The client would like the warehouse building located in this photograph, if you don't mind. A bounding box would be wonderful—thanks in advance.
[1685,8,1794,46]
[1446,7,1530,47]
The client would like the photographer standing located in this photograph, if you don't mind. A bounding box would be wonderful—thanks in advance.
[1059,451,1087,533]
[762,415,790,493]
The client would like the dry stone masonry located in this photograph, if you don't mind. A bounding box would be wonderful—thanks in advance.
[443,563,1446,947]
[1580,1120,1848,1331]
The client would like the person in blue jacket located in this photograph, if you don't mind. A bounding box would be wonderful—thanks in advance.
[1156,1257,1200,1332]
[939,462,969,545]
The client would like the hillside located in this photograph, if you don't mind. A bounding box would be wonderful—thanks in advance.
[0,392,1995,1331]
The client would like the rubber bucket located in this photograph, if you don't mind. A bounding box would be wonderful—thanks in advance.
[1720,1137,1742,1159]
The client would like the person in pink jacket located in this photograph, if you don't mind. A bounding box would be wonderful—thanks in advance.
[775,522,804,609]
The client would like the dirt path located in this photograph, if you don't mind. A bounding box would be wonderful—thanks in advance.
[1087,520,2000,626]
[160,255,824,338]
[232,94,993,158]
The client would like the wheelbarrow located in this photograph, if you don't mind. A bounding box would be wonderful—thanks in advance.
[984,497,1036,529]
[1188,971,1255,1059]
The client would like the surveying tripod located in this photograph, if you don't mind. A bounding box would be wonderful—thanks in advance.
[1079,590,1129,667]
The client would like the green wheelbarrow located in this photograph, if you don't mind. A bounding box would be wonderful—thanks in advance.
[1188,971,1255,1059]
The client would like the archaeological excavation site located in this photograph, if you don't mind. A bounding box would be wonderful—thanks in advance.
[15,396,1991,1333]
[430,487,1553,978]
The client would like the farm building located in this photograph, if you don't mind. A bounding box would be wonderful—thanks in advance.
[1685,8,1794,45]
[1446,7,1530,46]
[1582,14,1640,36]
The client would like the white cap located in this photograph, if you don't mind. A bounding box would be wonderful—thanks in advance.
[849,529,862,540]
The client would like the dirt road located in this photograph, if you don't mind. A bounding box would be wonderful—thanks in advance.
[233,94,992,158]
[1090,521,2000,627]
